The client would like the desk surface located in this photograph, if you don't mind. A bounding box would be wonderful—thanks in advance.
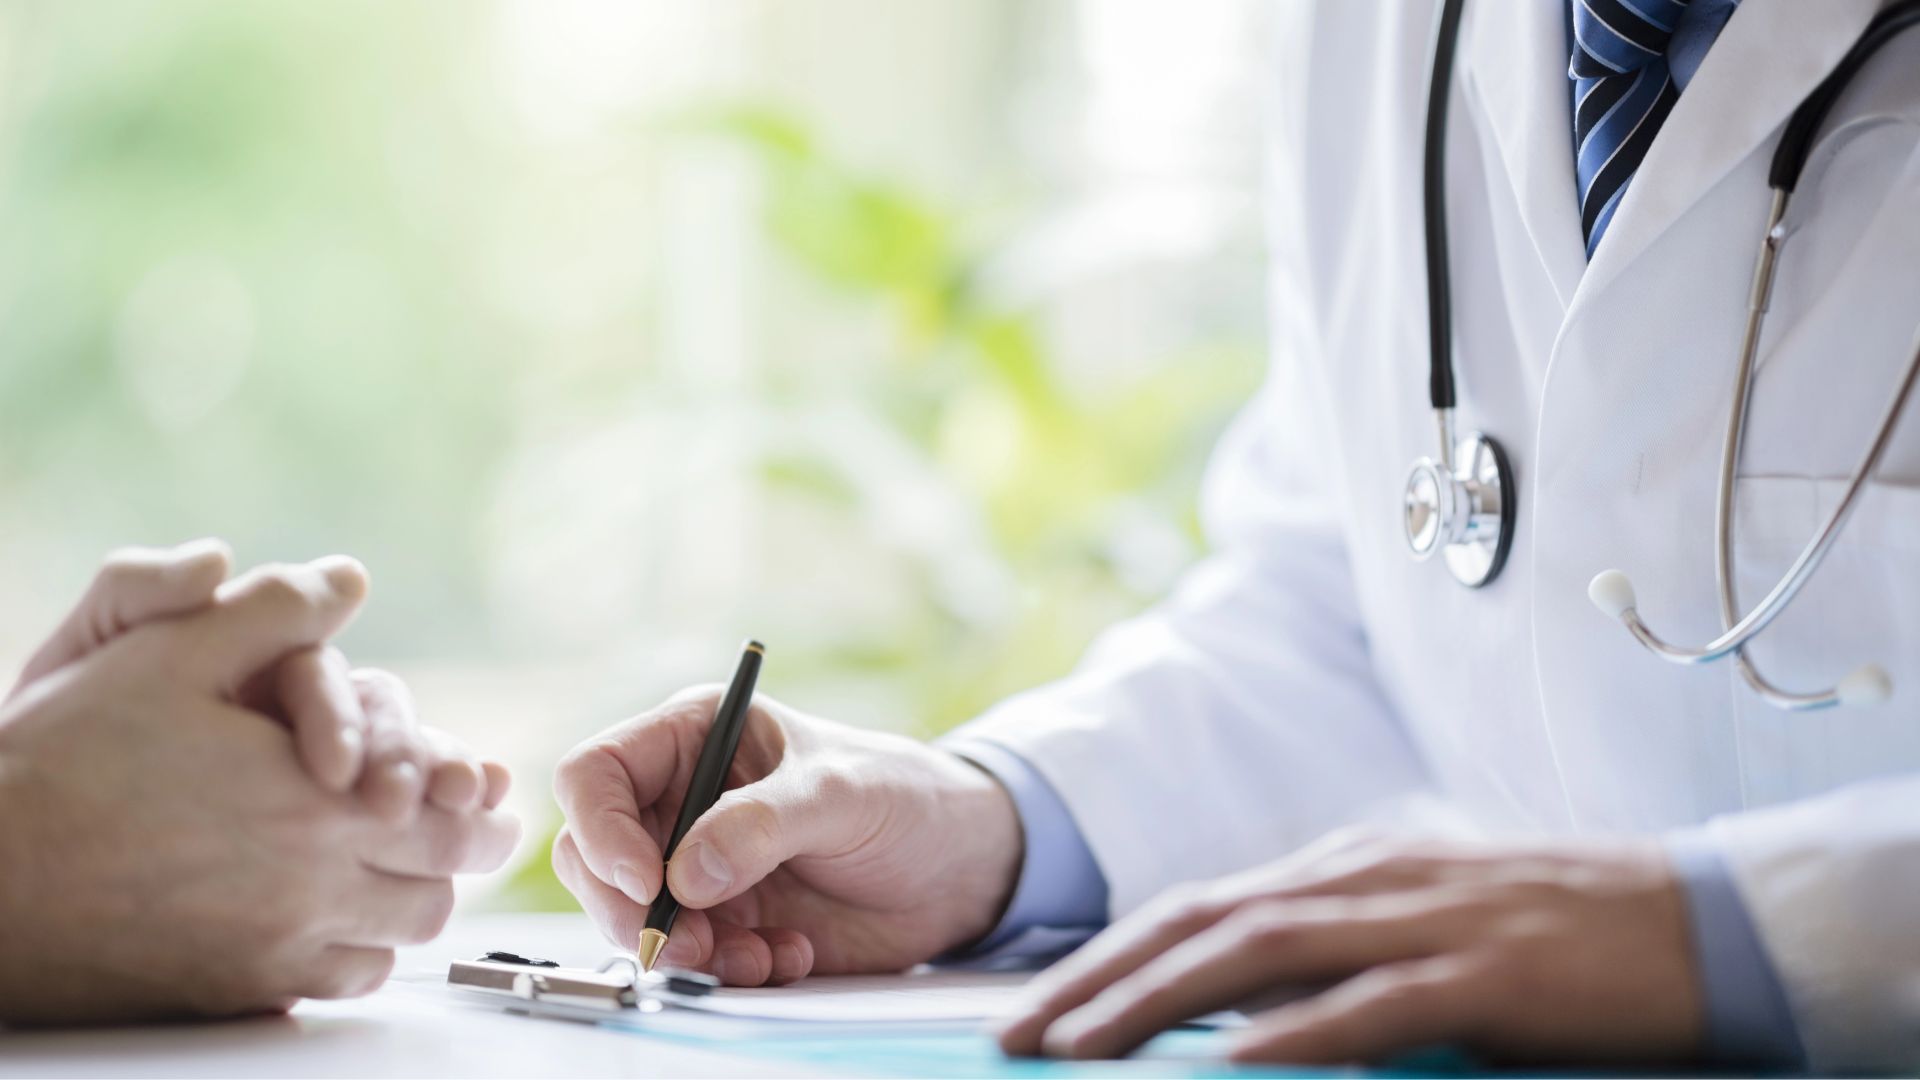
[0,913,822,1079]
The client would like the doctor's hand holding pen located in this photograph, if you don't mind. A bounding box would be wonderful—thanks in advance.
[0,543,520,1023]
[551,687,1025,985]
[555,694,1711,1066]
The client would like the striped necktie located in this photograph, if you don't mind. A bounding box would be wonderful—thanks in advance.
[1570,0,1684,256]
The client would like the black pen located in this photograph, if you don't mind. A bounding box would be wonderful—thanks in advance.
[637,639,764,973]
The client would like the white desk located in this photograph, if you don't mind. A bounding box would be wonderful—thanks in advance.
[0,913,822,1078]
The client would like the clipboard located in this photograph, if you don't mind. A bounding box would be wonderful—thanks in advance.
[447,950,719,1020]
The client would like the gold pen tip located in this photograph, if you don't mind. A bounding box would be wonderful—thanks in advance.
[744,640,765,656]
[637,928,668,972]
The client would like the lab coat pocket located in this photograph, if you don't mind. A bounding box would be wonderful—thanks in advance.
[1727,474,1920,807]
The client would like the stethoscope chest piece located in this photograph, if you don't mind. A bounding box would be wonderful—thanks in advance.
[1403,431,1515,588]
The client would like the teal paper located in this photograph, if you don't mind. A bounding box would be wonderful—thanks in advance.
[705,1030,1478,1078]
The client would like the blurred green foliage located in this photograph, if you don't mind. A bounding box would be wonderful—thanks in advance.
[0,2,519,650]
[700,104,1256,727]
[491,107,1257,910]
[0,1,1260,914]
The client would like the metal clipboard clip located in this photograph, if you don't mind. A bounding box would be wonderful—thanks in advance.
[447,951,719,1015]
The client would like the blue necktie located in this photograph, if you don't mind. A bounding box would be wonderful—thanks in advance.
[1570,0,1684,255]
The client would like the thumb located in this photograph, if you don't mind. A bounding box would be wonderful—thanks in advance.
[157,556,371,698]
[11,538,233,696]
[666,772,857,909]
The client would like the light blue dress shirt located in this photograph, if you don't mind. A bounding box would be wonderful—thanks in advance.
[943,739,1106,963]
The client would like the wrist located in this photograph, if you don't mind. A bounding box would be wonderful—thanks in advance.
[924,746,1024,952]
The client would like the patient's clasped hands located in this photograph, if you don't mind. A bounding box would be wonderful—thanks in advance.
[0,541,519,1023]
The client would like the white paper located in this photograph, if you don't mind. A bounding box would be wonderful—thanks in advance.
[668,970,1034,1023]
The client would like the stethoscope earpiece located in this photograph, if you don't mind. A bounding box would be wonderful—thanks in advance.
[1838,666,1894,708]
[1586,570,1636,619]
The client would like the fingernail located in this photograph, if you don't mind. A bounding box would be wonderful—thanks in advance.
[613,864,653,905]
[674,842,733,901]
[481,762,512,809]
[386,759,420,791]
[379,760,422,818]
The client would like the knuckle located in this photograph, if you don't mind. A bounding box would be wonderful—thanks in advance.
[1441,953,1514,1020]
[1365,844,1434,880]
[1348,962,1446,1015]
[1372,974,1436,1013]
[553,741,614,792]
[247,566,317,612]
[356,949,399,996]
[306,966,355,1000]
[551,827,581,876]
[806,767,858,809]
[1125,978,1184,1017]
[278,644,328,683]
[1236,902,1303,950]
[1149,882,1225,932]
[353,666,410,704]
[1377,852,1425,876]
[98,548,156,585]
[1482,929,1553,990]
[721,795,783,861]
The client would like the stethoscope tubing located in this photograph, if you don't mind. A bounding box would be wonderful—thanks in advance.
[1420,0,1920,708]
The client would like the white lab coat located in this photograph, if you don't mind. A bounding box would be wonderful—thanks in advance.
[955,1,1920,1069]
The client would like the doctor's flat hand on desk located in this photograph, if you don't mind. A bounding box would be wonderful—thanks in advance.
[553,688,1023,985]
[997,829,1701,1066]
[0,547,520,1024]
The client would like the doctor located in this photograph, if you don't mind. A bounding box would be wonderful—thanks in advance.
[552,0,1920,1070]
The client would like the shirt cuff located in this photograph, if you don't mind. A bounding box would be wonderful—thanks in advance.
[940,737,1109,963]
[1666,831,1806,1068]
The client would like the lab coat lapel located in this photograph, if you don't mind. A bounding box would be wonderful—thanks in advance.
[1575,0,1882,302]
[1460,0,1587,311]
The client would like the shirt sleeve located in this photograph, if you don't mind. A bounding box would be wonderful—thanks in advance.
[1666,832,1806,1068]
[939,738,1109,963]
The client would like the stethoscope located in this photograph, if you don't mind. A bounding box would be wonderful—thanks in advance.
[1405,0,1920,709]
